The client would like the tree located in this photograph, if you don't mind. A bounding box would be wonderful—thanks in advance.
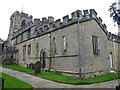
[109,2,120,26]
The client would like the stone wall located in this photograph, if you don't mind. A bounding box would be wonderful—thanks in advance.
[50,24,79,72]
[15,34,50,68]
[80,20,110,73]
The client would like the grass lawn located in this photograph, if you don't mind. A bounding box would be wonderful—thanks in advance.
[36,72,81,84]
[0,65,34,74]
[83,73,120,84]
[37,72,120,84]
[0,72,32,89]
[1,65,120,85]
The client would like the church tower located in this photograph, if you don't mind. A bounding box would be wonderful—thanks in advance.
[7,11,33,46]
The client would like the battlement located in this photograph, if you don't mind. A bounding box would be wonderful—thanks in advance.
[34,18,41,26]
[10,11,33,20]
[108,32,120,43]
[38,9,104,32]
[31,9,98,28]
[11,9,113,45]
[11,9,98,33]
[33,16,54,25]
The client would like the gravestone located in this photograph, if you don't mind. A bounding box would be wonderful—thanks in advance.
[34,61,41,74]
[0,77,4,89]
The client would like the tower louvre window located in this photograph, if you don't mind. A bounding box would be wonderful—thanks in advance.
[21,20,26,28]
[21,34,23,42]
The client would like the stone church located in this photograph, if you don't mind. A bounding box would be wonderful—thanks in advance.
[6,9,120,79]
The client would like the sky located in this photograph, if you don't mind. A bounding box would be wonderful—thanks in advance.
[0,0,118,40]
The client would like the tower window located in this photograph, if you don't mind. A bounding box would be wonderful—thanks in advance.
[21,20,26,28]
[21,34,23,42]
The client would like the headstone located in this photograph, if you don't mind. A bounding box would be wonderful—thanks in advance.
[0,77,4,89]
[34,61,41,74]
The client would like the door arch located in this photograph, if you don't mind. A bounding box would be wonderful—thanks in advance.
[40,49,46,69]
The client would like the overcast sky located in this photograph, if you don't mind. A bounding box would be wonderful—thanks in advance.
[0,0,118,40]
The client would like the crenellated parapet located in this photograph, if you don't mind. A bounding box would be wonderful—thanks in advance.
[89,9,97,18]
[10,11,33,20]
[108,32,120,43]
[11,9,110,45]
[32,9,98,34]
[42,9,106,33]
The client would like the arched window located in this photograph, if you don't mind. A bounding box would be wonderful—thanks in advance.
[28,44,31,55]
[36,43,39,57]
[63,36,67,52]
[40,49,46,68]
[52,38,57,54]
[23,45,26,61]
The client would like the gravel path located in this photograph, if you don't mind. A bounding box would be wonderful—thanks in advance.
[0,67,119,88]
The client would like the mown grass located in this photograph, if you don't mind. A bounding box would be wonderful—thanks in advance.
[36,72,120,84]
[1,65,120,85]
[83,73,119,84]
[36,72,81,84]
[0,72,32,89]
[1,65,34,74]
